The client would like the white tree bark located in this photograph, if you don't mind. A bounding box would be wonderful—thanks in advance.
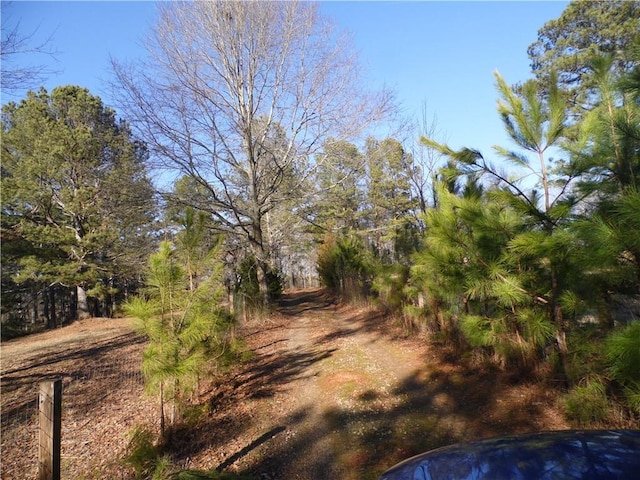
[76,286,90,319]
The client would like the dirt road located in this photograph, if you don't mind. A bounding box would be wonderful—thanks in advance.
[1,289,568,480]
[229,289,434,479]
[199,289,567,480]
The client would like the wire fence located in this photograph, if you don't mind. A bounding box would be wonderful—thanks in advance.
[1,341,156,480]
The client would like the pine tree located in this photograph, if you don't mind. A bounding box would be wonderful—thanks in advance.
[312,139,366,235]
[125,241,235,438]
[174,207,214,293]
[528,0,639,113]
[364,137,418,262]
[422,71,580,379]
[569,52,640,198]
[568,49,640,295]
[411,183,555,367]
[1,86,157,322]
[605,322,640,413]
[316,233,372,300]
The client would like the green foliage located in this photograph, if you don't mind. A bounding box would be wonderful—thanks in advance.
[570,214,639,301]
[565,325,607,385]
[313,139,366,234]
[411,184,475,299]
[364,137,419,262]
[371,263,409,314]
[528,0,639,111]
[569,54,640,197]
[516,308,555,352]
[410,183,556,366]
[495,70,566,157]
[567,48,640,296]
[1,85,157,320]
[564,376,611,425]
[459,315,500,349]
[558,290,584,319]
[408,1,639,416]
[125,240,237,434]
[459,309,553,367]
[605,322,640,413]
[173,207,217,292]
[421,68,581,376]
[127,296,160,325]
[235,254,284,309]
[317,233,372,299]
[123,427,171,480]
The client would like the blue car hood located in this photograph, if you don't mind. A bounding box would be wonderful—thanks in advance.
[380,430,640,480]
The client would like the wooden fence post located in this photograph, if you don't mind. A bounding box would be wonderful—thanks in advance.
[38,379,62,480]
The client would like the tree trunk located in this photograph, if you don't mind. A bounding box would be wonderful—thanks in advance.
[43,289,51,328]
[63,286,75,324]
[159,383,165,436]
[91,298,102,318]
[228,289,235,315]
[250,219,270,306]
[76,286,90,319]
[256,262,269,302]
[32,290,39,325]
[48,287,57,329]
[111,282,117,316]
[105,277,114,317]
[551,267,570,386]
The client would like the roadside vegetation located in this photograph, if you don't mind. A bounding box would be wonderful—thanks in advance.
[2,1,639,478]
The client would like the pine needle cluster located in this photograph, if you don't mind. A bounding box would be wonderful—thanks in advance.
[412,184,555,368]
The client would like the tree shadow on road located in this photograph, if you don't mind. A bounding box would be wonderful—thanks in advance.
[167,289,566,480]
[278,289,338,316]
[168,333,338,471]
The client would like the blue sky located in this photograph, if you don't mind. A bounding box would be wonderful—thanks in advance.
[2,0,569,162]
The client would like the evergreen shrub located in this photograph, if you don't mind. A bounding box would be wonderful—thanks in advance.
[605,322,640,413]
[123,426,171,480]
[317,233,372,299]
[564,376,610,425]
[235,254,284,309]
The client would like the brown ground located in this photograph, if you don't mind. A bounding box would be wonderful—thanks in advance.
[1,289,570,480]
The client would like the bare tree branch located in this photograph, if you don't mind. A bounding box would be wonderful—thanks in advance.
[1,5,59,94]
[111,1,395,300]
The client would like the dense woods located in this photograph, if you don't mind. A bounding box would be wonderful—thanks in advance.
[2,0,639,468]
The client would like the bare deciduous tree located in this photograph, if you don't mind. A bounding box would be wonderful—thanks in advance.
[112,0,393,303]
[1,4,58,95]
[409,102,446,216]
